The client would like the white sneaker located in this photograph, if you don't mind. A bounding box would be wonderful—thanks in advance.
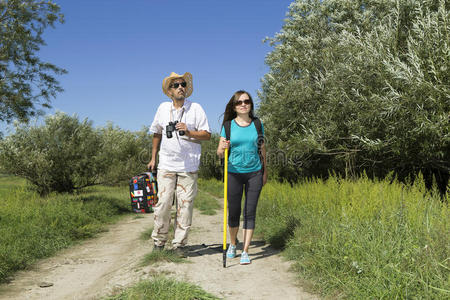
[240,251,251,265]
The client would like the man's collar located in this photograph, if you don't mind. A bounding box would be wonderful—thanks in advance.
[171,99,191,110]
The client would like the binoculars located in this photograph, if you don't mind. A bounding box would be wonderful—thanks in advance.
[166,121,185,138]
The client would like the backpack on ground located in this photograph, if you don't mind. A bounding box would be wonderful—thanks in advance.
[129,172,158,213]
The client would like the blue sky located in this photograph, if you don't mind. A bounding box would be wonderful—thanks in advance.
[14,0,293,133]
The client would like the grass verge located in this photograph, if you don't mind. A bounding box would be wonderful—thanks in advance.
[0,176,131,283]
[198,178,223,198]
[140,225,187,265]
[140,227,154,241]
[201,175,449,299]
[194,190,221,215]
[141,250,187,265]
[105,275,219,300]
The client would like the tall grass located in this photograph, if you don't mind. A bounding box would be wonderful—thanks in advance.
[199,175,449,299]
[258,174,449,299]
[0,176,130,283]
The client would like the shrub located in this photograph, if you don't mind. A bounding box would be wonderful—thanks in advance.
[97,123,151,185]
[0,112,104,195]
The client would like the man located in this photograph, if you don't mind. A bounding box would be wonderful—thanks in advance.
[148,72,211,256]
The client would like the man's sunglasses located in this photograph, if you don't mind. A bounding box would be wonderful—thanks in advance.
[170,82,187,89]
[234,99,251,106]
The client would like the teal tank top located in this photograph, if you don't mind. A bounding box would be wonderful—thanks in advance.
[220,119,264,173]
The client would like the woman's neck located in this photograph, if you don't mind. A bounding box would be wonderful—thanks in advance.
[234,113,252,124]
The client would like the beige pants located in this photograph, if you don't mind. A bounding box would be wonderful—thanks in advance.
[151,169,198,248]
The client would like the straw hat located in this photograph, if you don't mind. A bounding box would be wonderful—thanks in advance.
[162,72,193,98]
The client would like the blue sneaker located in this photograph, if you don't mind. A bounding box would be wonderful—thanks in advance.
[240,251,251,265]
[226,244,236,258]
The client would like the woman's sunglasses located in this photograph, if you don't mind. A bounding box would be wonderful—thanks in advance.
[170,82,187,89]
[234,99,251,106]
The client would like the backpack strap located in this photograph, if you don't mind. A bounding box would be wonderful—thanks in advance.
[221,120,232,181]
[224,120,231,141]
[252,118,265,165]
[253,118,264,146]
[225,118,263,142]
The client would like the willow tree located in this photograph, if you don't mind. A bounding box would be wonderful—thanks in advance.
[259,0,449,192]
[0,0,66,123]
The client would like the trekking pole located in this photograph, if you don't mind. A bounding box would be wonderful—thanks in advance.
[223,148,228,268]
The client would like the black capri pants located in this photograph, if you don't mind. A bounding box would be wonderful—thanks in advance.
[227,170,263,229]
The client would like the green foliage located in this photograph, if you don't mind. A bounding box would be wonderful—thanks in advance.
[0,112,104,195]
[106,276,219,300]
[0,0,67,123]
[0,113,151,194]
[260,208,300,249]
[253,175,449,299]
[198,133,222,180]
[0,176,130,283]
[97,123,151,185]
[259,0,449,190]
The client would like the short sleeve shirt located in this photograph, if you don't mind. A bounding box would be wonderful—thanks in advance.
[220,119,264,173]
[150,100,210,172]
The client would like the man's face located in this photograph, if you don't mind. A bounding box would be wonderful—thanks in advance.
[169,78,186,101]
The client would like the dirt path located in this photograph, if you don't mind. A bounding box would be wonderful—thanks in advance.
[0,195,319,300]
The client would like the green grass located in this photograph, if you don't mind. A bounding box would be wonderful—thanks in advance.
[194,190,221,215]
[140,227,154,241]
[141,250,188,265]
[198,178,223,198]
[201,175,449,299]
[105,275,219,300]
[0,176,131,283]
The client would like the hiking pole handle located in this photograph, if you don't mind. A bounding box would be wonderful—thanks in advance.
[223,148,228,268]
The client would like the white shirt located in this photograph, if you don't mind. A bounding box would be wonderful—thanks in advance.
[149,100,211,172]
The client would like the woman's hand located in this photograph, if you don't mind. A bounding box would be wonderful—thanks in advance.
[216,137,230,157]
[263,170,268,186]
[219,137,230,150]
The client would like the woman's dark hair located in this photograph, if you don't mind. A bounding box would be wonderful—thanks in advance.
[221,90,255,128]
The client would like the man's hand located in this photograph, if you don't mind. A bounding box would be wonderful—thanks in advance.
[175,123,211,140]
[175,122,189,135]
[147,159,157,172]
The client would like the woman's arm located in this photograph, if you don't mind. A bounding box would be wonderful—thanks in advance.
[261,143,268,185]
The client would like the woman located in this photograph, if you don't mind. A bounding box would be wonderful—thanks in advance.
[217,90,267,265]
